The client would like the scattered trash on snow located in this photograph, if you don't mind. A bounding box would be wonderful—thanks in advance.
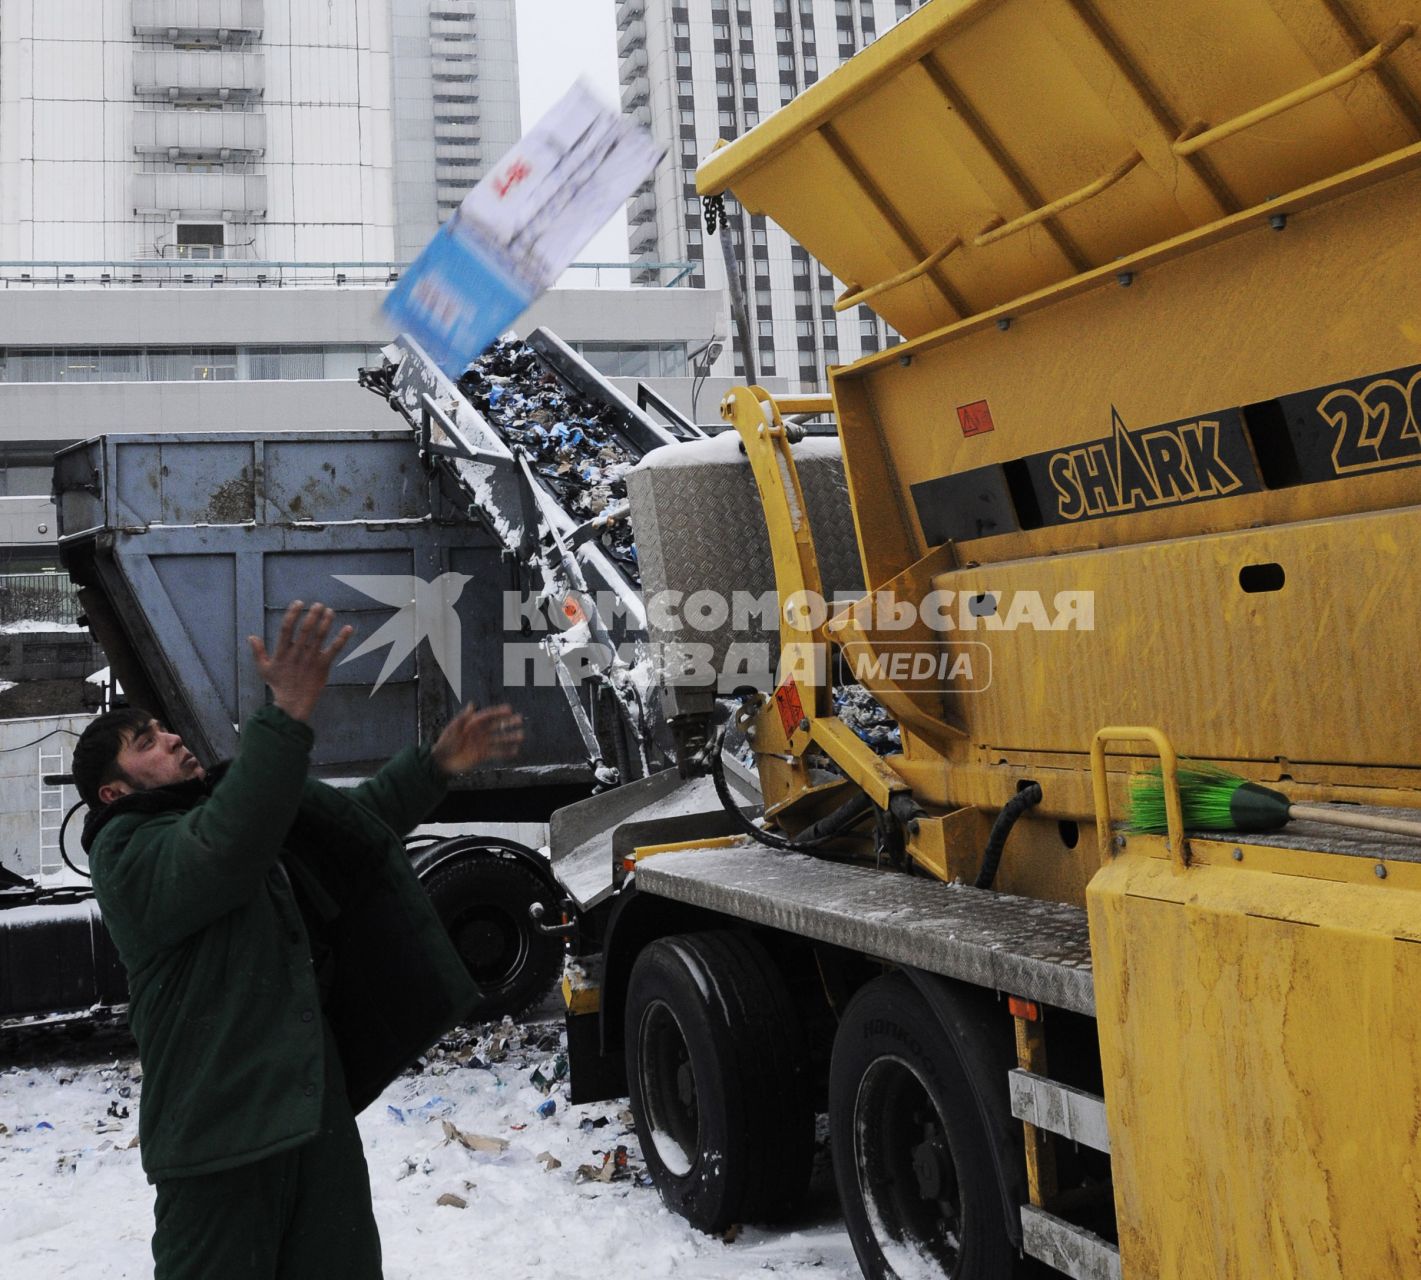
[441,1120,509,1156]
[1,1013,861,1278]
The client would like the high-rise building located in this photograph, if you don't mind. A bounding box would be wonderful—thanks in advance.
[0,1,524,263]
[618,0,932,390]
[391,0,522,260]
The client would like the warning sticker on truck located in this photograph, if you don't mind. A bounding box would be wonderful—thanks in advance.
[957,400,995,437]
[775,679,806,737]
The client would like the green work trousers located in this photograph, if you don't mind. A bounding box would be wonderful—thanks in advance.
[150,1027,382,1280]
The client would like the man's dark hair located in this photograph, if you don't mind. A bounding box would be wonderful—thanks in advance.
[72,708,155,810]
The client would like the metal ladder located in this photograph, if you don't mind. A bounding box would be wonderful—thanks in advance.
[1009,1007,1121,1280]
[37,743,70,876]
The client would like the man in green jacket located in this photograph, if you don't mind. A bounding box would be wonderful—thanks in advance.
[75,600,524,1279]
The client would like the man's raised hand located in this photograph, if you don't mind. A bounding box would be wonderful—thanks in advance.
[431,704,525,777]
[248,601,355,725]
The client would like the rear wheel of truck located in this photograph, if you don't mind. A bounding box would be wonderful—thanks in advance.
[830,974,1018,1280]
[421,852,563,1022]
[624,930,813,1233]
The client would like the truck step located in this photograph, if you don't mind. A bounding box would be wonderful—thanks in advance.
[1009,1068,1111,1153]
[1021,1205,1121,1280]
[632,842,1095,1015]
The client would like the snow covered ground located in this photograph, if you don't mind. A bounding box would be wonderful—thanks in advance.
[0,1010,861,1279]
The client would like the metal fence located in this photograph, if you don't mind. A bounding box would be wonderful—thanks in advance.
[0,259,698,290]
[0,573,82,626]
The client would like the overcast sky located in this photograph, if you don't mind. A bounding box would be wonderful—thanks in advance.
[513,0,631,273]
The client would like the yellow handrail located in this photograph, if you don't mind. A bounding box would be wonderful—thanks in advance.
[973,152,1143,248]
[834,235,963,312]
[1090,726,1188,873]
[1174,22,1415,157]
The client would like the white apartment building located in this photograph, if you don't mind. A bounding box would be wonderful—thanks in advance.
[0,0,522,262]
[618,0,933,390]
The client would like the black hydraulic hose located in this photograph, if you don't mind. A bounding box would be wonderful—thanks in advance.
[59,801,90,879]
[794,789,876,844]
[708,725,875,852]
[974,782,1043,890]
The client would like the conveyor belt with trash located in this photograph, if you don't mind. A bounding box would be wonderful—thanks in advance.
[360,328,705,784]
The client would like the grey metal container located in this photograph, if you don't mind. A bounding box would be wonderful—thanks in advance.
[54,430,592,795]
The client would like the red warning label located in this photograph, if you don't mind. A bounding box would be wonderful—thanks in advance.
[774,679,806,737]
[957,399,995,437]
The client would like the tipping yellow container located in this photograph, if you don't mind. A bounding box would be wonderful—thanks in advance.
[699,0,1421,340]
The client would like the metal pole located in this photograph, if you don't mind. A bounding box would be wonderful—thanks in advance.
[718,221,758,386]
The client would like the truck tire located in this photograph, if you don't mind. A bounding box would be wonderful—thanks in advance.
[830,974,1018,1280]
[624,931,813,1232]
[421,852,563,1022]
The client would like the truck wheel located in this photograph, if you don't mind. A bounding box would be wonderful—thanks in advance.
[830,974,1017,1280]
[624,931,813,1232]
[421,853,563,1022]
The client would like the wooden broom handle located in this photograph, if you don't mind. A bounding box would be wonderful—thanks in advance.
[1288,804,1421,840]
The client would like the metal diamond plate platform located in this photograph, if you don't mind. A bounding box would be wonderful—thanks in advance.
[627,435,865,674]
[635,842,1096,1015]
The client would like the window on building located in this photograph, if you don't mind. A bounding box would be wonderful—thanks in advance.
[804,54,818,72]
[674,21,690,35]
[679,108,696,125]
[758,320,775,337]
[715,51,731,67]
[796,320,814,337]
[685,196,702,215]
[679,50,693,65]
[571,342,689,379]
[744,109,759,126]
[175,223,224,260]
[150,348,239,381]
[714,22,730,37]
[741,51,756,69]
[822,319,837,337]
[248,347,325,380]
[718,110,736,127]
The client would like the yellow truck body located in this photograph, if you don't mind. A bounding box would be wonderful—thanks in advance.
[687,1,1421,1274]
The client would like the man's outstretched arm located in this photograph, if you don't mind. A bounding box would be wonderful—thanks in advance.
[93,603,353,951]
[342,702,526,836]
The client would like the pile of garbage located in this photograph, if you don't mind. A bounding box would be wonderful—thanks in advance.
[834,684,902,754]
[458,340,641,582]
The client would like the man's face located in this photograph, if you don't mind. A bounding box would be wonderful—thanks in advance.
[98,720,205,804]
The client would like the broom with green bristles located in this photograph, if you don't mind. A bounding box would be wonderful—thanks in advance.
[1128,765,1421,840]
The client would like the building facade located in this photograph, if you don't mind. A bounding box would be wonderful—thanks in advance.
[391,0,521,260]
[0,0,524,263]
[618,0,932,390]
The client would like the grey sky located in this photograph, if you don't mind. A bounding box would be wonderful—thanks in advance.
[514,0,631,272]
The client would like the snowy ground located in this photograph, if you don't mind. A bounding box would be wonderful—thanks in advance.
[0,1008,861,1279]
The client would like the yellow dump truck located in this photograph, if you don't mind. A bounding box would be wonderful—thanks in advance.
[555,2,1421,1276]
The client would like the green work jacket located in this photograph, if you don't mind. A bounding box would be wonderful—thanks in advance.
[86,705,479,1182]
